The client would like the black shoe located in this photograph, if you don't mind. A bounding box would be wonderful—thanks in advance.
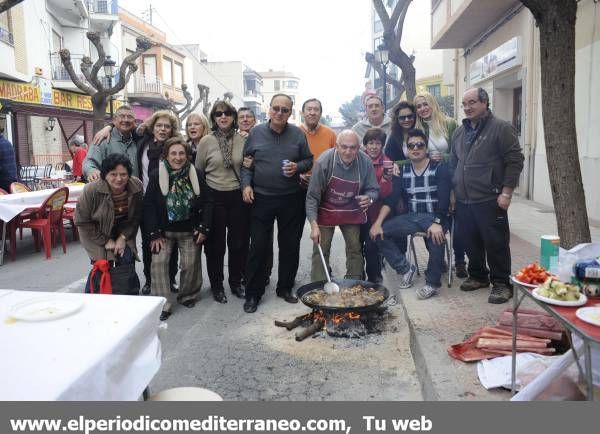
[488,283,513,304]
[231,286,245,299]
[369,276,384,284]
[159,311,171,321]
[243,296,259,313]
[276,291,298,304]
[180,299,195,308]
[460,277,490,291]
[455,263,468,279]
[212,290,227,304]
[170,281,179,293]
[141,283,151,295]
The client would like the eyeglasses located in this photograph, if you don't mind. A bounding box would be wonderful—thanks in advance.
[398,114,415,121]
[271,106,291,114]
[406,142,427,150]
[214,110,234,118]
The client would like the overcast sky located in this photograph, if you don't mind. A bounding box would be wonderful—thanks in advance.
[119,0,441,119]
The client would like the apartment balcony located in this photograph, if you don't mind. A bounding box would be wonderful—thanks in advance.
[88,0,119,30]
[0,26,13,46]
[243,89,263,104]
[431,0,521,49]
[49,53,88,91]
[126,73,175,106]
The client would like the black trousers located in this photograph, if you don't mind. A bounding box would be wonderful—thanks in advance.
[205,189,250,291]
[245,191,306,299]
[456,200,511,285]
[141,217,178,285]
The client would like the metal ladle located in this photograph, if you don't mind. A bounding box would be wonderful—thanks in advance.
[317,243,340,294]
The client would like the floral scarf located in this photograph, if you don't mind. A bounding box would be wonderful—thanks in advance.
[214,128,235,169]
[164,160,194,222]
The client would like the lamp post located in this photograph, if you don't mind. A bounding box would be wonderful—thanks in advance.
[377,44,389,112]
[103,55,117,118]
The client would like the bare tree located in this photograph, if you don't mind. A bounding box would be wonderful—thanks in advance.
[60,32,153,133]
[165,84,205,124]
[519,0,590,248]
[367,0,417,101]
[0,0,24,14]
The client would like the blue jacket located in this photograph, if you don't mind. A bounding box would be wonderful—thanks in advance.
[0,134,17,191]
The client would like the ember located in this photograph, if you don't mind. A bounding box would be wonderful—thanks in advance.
[275,308,386,341]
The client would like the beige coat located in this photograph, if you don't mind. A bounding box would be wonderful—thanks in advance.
[74,177,143,261]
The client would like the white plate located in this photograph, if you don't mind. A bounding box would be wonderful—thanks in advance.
[8,297,83,321]
[576,307,600,327]
[511,275,539,288]
[531,286,588,307]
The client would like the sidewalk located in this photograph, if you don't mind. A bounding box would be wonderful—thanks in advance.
[387,196,597,400]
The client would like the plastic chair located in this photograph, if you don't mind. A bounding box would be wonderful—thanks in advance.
[407,218,454,288]
[147,387,223,401]
[18,165,38,190]
[9,182,31,193]
[62,205,78,240]
[20,187,69,259]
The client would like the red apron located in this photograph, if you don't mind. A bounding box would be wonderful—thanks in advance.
[317,151,366,226]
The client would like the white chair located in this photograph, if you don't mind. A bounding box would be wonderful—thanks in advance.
[148,387,223,401]
[407,218,454,288]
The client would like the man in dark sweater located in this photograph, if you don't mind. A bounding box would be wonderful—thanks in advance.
[450,87,524,304]
[370,129,451,299]
[241,94,313,313]
[0,128,17,192]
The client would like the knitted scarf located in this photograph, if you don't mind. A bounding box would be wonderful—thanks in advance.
[214,128,235,169]
[164,160,194,222]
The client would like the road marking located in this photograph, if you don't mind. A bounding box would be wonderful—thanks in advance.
[57,277,87,293]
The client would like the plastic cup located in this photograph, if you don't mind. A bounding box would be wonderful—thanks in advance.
[540,235,560,271]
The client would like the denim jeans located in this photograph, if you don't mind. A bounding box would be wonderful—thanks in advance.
[376,212,445,288]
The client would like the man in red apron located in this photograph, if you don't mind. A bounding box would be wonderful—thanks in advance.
[306,130,380,282]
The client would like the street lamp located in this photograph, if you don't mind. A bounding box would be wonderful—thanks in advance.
[103,55,117,118]
[377,44,389,112]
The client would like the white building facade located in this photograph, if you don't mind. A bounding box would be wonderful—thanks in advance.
[432,0,600,220]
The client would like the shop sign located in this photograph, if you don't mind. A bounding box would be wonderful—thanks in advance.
[469,37,521,85]
[0,79,122,113]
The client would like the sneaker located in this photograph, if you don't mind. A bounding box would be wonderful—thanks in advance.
[460,277,490,292]
[416,284,438,300]
[488,284,513,304]
[455,263,468,279]
[141,282,151,295]
[398,264,417,289]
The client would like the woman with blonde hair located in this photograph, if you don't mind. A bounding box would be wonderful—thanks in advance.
[414,91,467,277]
[185,112,210,162]
[413,91,457,161]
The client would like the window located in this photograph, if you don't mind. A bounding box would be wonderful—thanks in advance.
[163,56,173,85]
[143,55,157,80]
[174,62,183,89]
[52,30,62,52]
[274,80,280,91]
[427,84,441,98]
[285,80,298,89]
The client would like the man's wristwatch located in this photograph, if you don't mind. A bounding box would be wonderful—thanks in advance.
[433,217,442,225]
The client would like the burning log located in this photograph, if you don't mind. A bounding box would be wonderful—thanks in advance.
[274,313,312,331]
[295,319,325,341]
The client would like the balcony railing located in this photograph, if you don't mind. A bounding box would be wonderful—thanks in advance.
[130,74,163,95]
[50,54,86,82]
[0,25,13,45]
[87,0,118,15]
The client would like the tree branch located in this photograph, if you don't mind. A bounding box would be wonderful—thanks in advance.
[111,37,153,94]
[86,32,105,91]
[58,49,95,94]
[372,0,391,30]
[393,0,412,48]
[79,56,95,87]
[365,52,405,94]
[173,84,192,115]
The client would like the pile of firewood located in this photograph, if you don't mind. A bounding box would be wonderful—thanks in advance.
[448,309,565,362]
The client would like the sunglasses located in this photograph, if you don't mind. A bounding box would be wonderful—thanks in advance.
[407,142,427,150]
[271,106,291,114]
[214,110,234,118]
[398,114,415,121]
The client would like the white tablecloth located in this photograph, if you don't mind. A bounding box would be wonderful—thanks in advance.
[0,184,84,222]
[0,290,165,400]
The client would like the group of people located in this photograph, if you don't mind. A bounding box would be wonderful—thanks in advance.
[73,86,523,321]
